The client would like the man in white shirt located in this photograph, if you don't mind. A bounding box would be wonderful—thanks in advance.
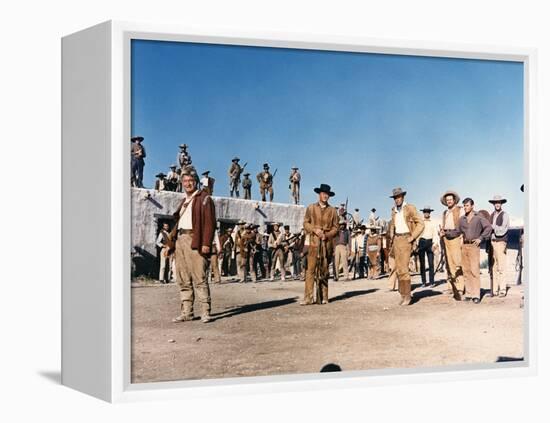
[439,190,465,300]
[418,207,438,286]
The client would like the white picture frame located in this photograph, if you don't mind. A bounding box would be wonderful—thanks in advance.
[61,20,537,403]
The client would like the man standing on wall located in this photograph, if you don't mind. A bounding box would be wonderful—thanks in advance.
[302,184,339,305]
[169,166,216,323]
[131,136,146,188]
[289,166,301,205]
[257,163,274,202]
[228,157,243,198]
[242,172,252,200]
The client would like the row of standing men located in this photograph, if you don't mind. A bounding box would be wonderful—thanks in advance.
[131,137,303,204]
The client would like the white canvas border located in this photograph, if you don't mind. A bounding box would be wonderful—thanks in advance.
[107,20,537,403]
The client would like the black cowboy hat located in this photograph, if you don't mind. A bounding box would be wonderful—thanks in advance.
[284,225,290,230]
[202,170,210,176]
[155,172,166,178]
[243,172,250,176]
[179,144,188,148]
[371,208,376,212]
[232,157,240,162]
[263,163,270,168]
[131,136,144,142]
[313,184,335,197]
[421,206,434,213]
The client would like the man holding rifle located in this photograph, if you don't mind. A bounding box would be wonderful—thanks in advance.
[257,163,275,202]
[301,184,339,305]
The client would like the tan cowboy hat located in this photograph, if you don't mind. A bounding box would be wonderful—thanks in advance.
[489,195,507,204]
[440,190,460,206]
[390,187,407,198]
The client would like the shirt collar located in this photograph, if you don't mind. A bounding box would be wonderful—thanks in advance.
[394,200,407,212]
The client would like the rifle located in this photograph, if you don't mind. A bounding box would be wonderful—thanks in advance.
[516,229,523,285]
[314,239,324,304]
[272,168,278,180]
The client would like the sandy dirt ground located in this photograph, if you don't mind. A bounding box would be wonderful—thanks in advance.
[131,271,524,383]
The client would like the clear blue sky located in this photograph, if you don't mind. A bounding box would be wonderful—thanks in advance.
[131,39,524,219]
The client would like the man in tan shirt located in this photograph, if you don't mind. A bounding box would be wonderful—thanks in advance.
[388,187,424,306]
[302,184,339,305]
[439,189,465,300]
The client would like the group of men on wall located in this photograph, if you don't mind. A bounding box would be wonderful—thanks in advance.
[131,137,302,204]
[150,160,513,323]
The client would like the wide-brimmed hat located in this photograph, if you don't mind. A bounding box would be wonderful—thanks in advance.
[131,136,144,142]
[421,206,434,213]
[313,184,335,197]
[263,163,270,168]
[489,195,507,204]
[354,208,359,211]
[371,208,376,212]
[440,190,460,206]
[390,187,407,198]
[169,164,177,169]
[232,157,240,162]
[284,225,290,230]
[243,172,250,176]
[367,225,380,231]
[291,166,299,169]
[155,172,166,178]
[202,170,210,176]
[238,220,246,225]
[179,144,188,148]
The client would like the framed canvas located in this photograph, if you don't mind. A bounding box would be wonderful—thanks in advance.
[61,20,537,402]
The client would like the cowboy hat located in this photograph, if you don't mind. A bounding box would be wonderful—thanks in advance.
[313,183,335,197]
[232,157,240,162]
[440,190,460,206]
[488,195,507,204]
[131,136,144,142]
[179,144,188,148]
[389,187,407,198]
[155,172,166,178]
[421,206,434,213]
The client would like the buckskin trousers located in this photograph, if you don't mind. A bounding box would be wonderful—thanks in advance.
[461,243,481,299]
[444,236,465,294]
[304,243,330,303]
[393,236,413,297]
[175,234,211,316]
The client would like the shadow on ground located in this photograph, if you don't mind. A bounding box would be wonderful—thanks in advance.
[212,297,298,321]
[330,289,378,303]
[410,289,443,305]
